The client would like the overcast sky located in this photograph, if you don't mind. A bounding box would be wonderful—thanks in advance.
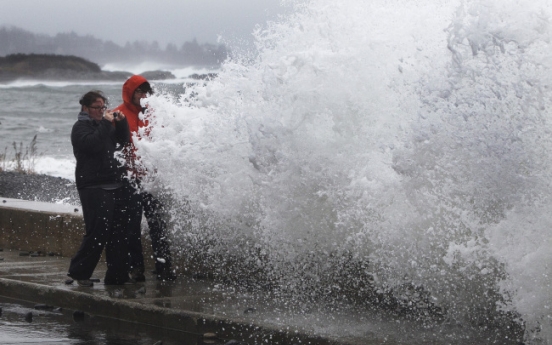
[0,0,289,47]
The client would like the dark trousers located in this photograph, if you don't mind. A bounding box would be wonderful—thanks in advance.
[127,184,173,275]
[68,187,130,284]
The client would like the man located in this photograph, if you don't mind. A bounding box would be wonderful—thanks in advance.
[68,90,132,286]
[115,75,176,281]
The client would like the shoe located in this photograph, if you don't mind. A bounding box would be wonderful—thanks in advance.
[76,279,94,287]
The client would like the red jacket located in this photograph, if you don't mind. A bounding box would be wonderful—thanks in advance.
[114,75,150,177]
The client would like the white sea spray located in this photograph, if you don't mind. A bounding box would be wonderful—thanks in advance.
[134,0,552,342]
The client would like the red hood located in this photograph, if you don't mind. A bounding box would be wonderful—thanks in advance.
[122,75,148,114]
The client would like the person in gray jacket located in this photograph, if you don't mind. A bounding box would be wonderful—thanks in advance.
[67,90,132,286]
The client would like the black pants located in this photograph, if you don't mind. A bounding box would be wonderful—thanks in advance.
[68,186,130,284]
[127,184,173,275]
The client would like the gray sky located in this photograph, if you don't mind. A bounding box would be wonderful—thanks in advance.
[0,0,288,46]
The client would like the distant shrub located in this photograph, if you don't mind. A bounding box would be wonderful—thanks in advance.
[0,147,6,172]
[1,135,40,174]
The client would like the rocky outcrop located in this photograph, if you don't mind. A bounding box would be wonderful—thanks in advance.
[0,53,131,82]
[189,73,218,81]
[140,70,176,80]
[0,53,220,83]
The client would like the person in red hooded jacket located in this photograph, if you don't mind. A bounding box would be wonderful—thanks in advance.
[114,75,176,281]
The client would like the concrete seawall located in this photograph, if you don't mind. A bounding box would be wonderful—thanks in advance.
[0,198,83,256]
[0,197,155,266]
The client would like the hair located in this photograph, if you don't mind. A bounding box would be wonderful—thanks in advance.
[79,90,107,110]
[137,82,154,95]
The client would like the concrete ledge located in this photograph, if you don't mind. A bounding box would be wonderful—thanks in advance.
[0,277,343,345]
[0,277,205,333]
[0,198,83,256]
[0,197,154,264]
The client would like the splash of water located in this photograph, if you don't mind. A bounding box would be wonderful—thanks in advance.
[135,0,551,342]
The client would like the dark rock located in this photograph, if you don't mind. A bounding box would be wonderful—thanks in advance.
[47,252,55,256]
[65,279,74,285]
[34,304,54,310]
[0,53,133,82]
[0,258,3,261]
[189,73,217,81]
[74,208,79,212]
[0,248,3,251]
[72,310,85,321]
[30,253,40,257]
[140,70,176,80]
[153,341,163,345]
[243,308,256,314]
[0,53,100,73]
[0,171,80,205]
[90,278,100,283]
[0,307,2,316]
[25,311,33,322]
[19,251,29,256]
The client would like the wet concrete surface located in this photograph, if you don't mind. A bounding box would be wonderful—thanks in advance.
[0,295,199,344]
[0,197,372,344]
[0,249,526,345]
[0,249,367,345]
[0,198,527,345]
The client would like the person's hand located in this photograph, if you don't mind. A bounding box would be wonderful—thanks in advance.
[104,110,126,122]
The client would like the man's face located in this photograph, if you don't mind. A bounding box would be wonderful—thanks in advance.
[132,88,148,107]
[85,98,106,121]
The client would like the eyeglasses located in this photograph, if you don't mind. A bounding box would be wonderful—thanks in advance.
[88,106,107,111]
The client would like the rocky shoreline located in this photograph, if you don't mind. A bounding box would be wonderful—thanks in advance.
[0,171,80,205]
[0,53,178,82]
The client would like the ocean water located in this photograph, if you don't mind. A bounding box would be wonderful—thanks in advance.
[0,69,212,179]
[1,0,551,343]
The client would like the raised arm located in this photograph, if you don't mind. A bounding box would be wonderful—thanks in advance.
[71,119,113,154]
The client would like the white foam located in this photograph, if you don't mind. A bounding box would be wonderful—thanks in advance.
[101,62,219,80]
[36,126,53,133]
[34,156,75,181]
[101,61,175,74]
[1,155,74,180]
[110,0,552,342]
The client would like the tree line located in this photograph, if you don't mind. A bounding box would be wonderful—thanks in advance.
[0,26,228,67]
